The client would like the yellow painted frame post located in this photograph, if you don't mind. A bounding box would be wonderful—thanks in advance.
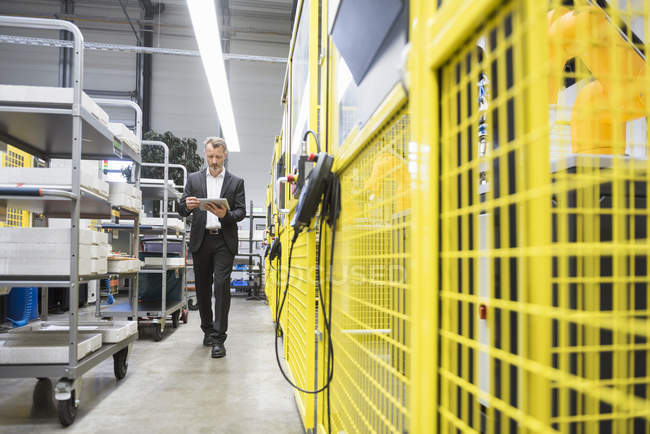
[522,0,552,429]
[410,0,438,433]
[302,0,321,431]
[315,1,330,432]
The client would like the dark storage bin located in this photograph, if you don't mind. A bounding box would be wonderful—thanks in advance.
[141,239,183,255]
[48,284,88,313]
[138,268,183,303]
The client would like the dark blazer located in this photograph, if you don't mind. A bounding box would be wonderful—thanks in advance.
[179,168,246,255]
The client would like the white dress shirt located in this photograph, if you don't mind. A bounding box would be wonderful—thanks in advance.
[205,168,225,230]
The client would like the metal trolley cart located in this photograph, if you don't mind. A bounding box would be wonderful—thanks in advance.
[98,150,187,341]
[0,16,139,426]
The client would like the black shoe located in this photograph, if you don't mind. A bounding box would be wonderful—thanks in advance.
[203,335,218,347]
[211,343,226,358]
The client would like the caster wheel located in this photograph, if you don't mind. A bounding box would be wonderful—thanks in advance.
[113,348,128,380]
[153,325,163,342]
[188,298,199,310]
[181,309,189,324]
[57,390,77,427]
[171,310,180,329]
[32,378,55,415]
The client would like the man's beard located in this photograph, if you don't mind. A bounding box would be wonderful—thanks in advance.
[209,164,223,172]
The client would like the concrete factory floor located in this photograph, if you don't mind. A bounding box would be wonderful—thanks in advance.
[0,297,303,433]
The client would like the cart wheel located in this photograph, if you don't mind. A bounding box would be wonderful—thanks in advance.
[181,309,189,324]
[33,378,55,414]
[113,348,129,380]
[57,390,77,427]
[188,298,199,311]
[171,310,180,328]
[153,324,163,341]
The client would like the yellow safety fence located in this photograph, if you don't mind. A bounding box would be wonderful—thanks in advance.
[325,105,412,433]
[1,144,32,227]
[267,0,650,432]
[434,0,650,432]
[280,225,318,423]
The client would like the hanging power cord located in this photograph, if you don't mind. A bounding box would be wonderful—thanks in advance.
[274,231,334,394]
[274,171,341,408]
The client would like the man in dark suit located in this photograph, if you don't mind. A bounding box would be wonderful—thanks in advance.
[179,137,246,358]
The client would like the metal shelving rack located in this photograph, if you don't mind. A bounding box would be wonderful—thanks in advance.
[233,201,265,300]
[0,16,140,426]
[98,149,187,341]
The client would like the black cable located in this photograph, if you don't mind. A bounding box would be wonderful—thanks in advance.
[274,230,334,394]
[302,129,321,154]
[273,172,340,433]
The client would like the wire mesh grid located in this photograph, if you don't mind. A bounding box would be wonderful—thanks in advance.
[2,145,31,227]
[328,108,411,433]
[282,232,312,413]
[265,252,280,321]
[438,1,650,432]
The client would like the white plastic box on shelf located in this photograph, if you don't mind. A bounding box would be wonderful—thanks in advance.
[0,167,109,198]
[108,257,141,274]
[141,216,185,233]
[108,182,142,213]
[140,178,180,199]
[0,85,110,126]
[0,228,109,276]
[108,123,141,154]
[143,257,185,268]
[0,331,102,364]
[10,320,137,344]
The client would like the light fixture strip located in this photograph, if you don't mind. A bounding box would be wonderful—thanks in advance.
[187,0,240,152]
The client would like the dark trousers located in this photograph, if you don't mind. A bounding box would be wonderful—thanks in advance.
[192,232,234,344]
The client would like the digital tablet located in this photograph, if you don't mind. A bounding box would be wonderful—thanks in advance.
[198,198,230,211]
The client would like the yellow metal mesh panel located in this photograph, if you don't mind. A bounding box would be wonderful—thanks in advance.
[2,145,31,227]
[265,246,280,322]
[282,230,314,420]
[439,1,650,432]
[328,107,411,433]
[549,1,650,432]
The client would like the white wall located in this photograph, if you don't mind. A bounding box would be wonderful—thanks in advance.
[0,0,290,210]
[150,1,218,151]
[227,37,286,210]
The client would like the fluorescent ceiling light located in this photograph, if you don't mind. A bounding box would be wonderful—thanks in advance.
[186,0,240,152]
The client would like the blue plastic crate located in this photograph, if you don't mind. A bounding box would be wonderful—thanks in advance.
[231,280,250,287]
[7,287,39,328]
[234,264,248,271]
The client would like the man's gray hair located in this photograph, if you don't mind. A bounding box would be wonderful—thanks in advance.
[204,136,228,153]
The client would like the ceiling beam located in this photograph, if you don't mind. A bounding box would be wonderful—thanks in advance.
[0,34,288,63]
